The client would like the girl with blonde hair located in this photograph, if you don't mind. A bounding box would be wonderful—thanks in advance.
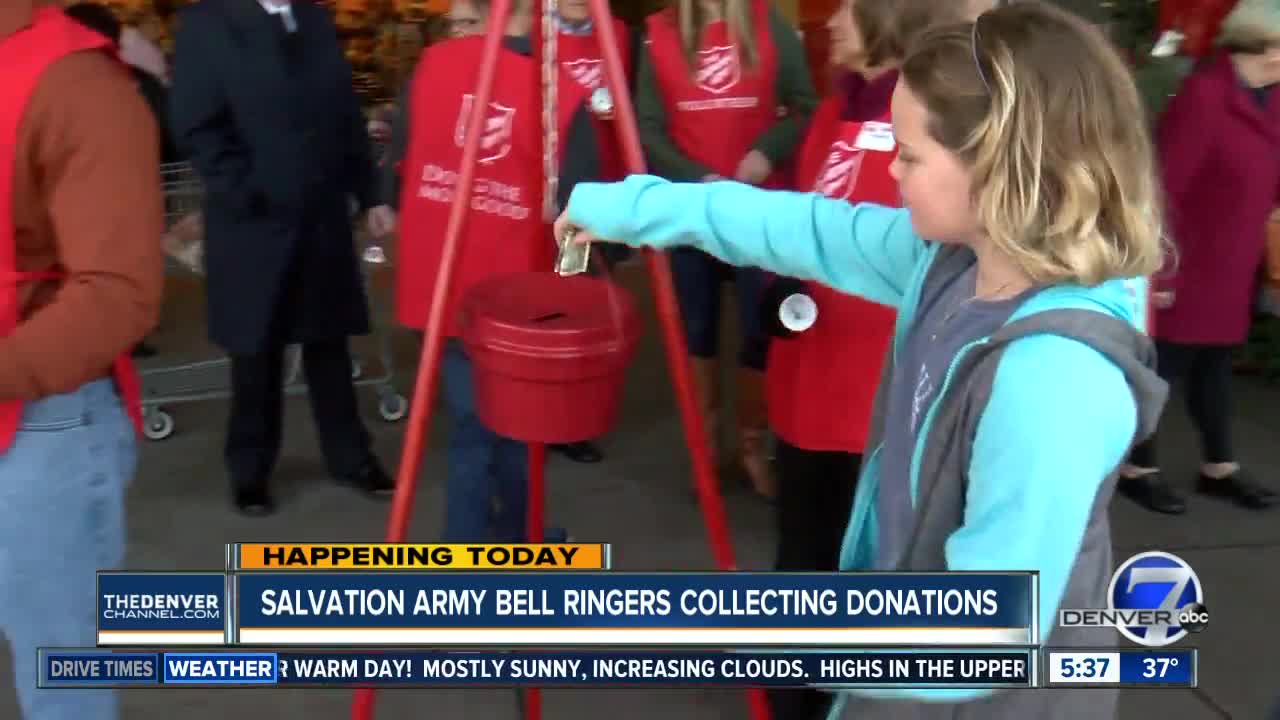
[635,0,818,500]
[558,3,1167,717]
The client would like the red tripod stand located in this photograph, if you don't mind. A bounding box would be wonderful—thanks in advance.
[350,1,771,719]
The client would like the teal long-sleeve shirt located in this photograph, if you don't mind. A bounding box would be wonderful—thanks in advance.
[565,176,1153,705]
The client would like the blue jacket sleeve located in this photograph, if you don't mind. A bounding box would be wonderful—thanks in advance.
[566,175,926,308]
[834,336,1137,704]
[958,335,1137,624]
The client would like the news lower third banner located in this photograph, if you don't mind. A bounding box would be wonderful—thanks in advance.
[39,648,1038,689]
[97,567,1037,647]
[232,572,1036,646]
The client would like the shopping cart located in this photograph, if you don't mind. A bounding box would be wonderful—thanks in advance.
[138,161,409,441]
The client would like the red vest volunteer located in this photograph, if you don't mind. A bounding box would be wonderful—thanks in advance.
[396,35,590,334]
[0,7,159,719]
[1,6,147,448]
[645,0,784,187]
[766,95,898,452]
[558,17,631,180]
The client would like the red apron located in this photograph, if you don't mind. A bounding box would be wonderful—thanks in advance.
[396,37,587,334]
[645,0,783,185]
[766,98,897,453]
[558,20,631,180]
[0,7,143,453]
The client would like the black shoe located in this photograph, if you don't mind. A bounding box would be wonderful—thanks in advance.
[550,441,603,464]
[131,341,158,359]
[1196,471,1277,510]
[1117,473,1186,515]
[336,458,394,498]
[233,485,276,517]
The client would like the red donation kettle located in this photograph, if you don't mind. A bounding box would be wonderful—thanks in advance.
[461,271,641,443]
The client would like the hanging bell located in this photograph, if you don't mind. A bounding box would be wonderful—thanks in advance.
[779,293,818,333]
[362,245,387,265]
[590,87,615,118]
[1151,29,1184,58]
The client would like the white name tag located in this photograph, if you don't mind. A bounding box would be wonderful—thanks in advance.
[853,122,895,152]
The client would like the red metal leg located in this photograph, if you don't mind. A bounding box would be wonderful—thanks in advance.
[585,0,736,579]
[354,0,769,717]
[528,442,547,542]
[587,5,768,719]
[525,441,546,720]
[350,3,513,719]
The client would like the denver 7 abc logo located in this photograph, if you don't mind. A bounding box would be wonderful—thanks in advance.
[1060,551,1209,647]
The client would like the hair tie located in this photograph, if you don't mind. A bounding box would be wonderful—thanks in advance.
[971,16,991,94]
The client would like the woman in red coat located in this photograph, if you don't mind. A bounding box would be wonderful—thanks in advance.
[1119,0,1280,514]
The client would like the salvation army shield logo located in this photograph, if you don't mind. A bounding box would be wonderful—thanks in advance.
[563,58,604,90]
[454,94,517,165]
[813,142,864,200]
[695,45,740,95]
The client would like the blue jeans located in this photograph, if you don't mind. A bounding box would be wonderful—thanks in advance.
[0,380,135,720]
[440,341,528,542]
[670,247,769,370]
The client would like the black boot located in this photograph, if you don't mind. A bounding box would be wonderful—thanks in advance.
[232,479,276,517]
[1196,471,1277,510]
[335,457,395,498]
[1117,473,1186,515]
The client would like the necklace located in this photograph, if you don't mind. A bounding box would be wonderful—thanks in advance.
[931,280,1015,342]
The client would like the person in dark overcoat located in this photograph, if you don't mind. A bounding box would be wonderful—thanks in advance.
[170,0,395,515]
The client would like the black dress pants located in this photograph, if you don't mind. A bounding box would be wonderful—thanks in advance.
[1128,340,1235,467]
[225,338,371,490]
[768,440,863,720]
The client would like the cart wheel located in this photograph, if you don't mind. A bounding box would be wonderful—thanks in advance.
[144,410,175,441]
[378,394,408,422]
[351,357,363,380]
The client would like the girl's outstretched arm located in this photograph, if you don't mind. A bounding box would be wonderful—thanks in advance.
[564,175,927,308]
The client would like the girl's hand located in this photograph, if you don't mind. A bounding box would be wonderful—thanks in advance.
[553,209,604,247]
[734,150,772,185]
[1152,291,1175,309]
[702,174,723,182]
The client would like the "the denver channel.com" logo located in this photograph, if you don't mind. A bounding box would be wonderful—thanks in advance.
[1059,551,1209,647]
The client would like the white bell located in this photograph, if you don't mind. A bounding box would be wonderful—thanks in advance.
[590,87,614,116]
[1151,30,1184,58]
[779,293,817,332]
[362,245,387,265]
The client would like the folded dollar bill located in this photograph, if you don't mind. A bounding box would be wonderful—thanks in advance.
[556,228,591,276]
